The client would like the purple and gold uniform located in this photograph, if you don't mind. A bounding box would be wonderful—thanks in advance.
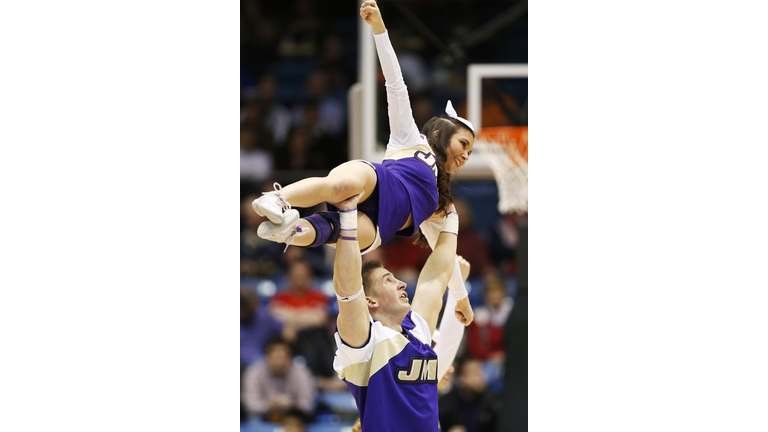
[325,30,439,252]
[333,311,439,432]
[326,144,438,252]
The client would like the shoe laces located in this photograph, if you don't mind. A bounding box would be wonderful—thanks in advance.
[282,223,304,253]
[264,182,292,212]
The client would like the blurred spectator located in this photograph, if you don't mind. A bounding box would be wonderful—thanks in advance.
[240,122,273,155]
[466,273,513,393]
[241,97,275,152]
[293,70,346,138]
[488,212,527,275]
[242,337,317,422]
[319,34,351,91]
[240,121,274,180]
[454,198,493,276]
[247,74,293,147]
[274,126,328,171]
[241,194,283,277]
[270,261,336,377]
[282,244,331,279]
[438,357,501,432]
[275,100,346,170]
[241,288,284,366]
[317,308,353,394]
[277,74,344,170]
[465,273,512,363]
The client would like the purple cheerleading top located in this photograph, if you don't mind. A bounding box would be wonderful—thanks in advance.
[333,311,439,432]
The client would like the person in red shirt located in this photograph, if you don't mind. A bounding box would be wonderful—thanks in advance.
[269,260,335,377]
[270,260,328,320]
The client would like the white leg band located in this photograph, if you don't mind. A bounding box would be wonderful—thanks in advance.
[336,286,365,302]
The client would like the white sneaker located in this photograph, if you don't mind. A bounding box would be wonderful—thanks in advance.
[257,209,302,249]
[252,182,292,224]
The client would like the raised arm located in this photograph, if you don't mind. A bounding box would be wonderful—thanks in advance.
[333,192,371,348]
[410,206,459,336]
[419,216,475,325]
[361,1,423,150]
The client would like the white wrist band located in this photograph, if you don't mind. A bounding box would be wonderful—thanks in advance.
[336,286,364,302]
[441,212,459,235]
[339,208,357,230]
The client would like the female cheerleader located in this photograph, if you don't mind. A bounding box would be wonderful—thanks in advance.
[253,0,475,321]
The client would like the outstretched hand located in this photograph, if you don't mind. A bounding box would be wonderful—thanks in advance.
[360,1,386,34]
[454,297,474,326]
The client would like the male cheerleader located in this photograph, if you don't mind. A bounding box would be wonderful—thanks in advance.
[330,190,462,432]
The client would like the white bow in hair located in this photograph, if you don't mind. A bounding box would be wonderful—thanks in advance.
[445,100,474,133]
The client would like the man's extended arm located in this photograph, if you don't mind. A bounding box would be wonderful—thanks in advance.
[410,207,459,336]
[333,192,370,348]
[419,217,474,325]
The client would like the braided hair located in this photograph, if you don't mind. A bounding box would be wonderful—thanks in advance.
[414,115,475,247]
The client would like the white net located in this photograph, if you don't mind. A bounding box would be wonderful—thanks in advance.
[475,129,528,215]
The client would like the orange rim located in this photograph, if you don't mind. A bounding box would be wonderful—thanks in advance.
[476,126,528,163]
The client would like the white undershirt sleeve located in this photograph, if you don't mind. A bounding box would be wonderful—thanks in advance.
[433,294,465,381]
[373,31,424,152]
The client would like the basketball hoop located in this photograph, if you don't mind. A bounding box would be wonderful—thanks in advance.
[474,126,528,215]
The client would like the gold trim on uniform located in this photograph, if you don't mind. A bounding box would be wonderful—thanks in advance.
[383,144,433,161]
[338,335,410,387]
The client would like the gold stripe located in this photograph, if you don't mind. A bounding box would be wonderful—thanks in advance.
[383,144,432,161]
[427,358,437,381]
[339,335,410,386]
